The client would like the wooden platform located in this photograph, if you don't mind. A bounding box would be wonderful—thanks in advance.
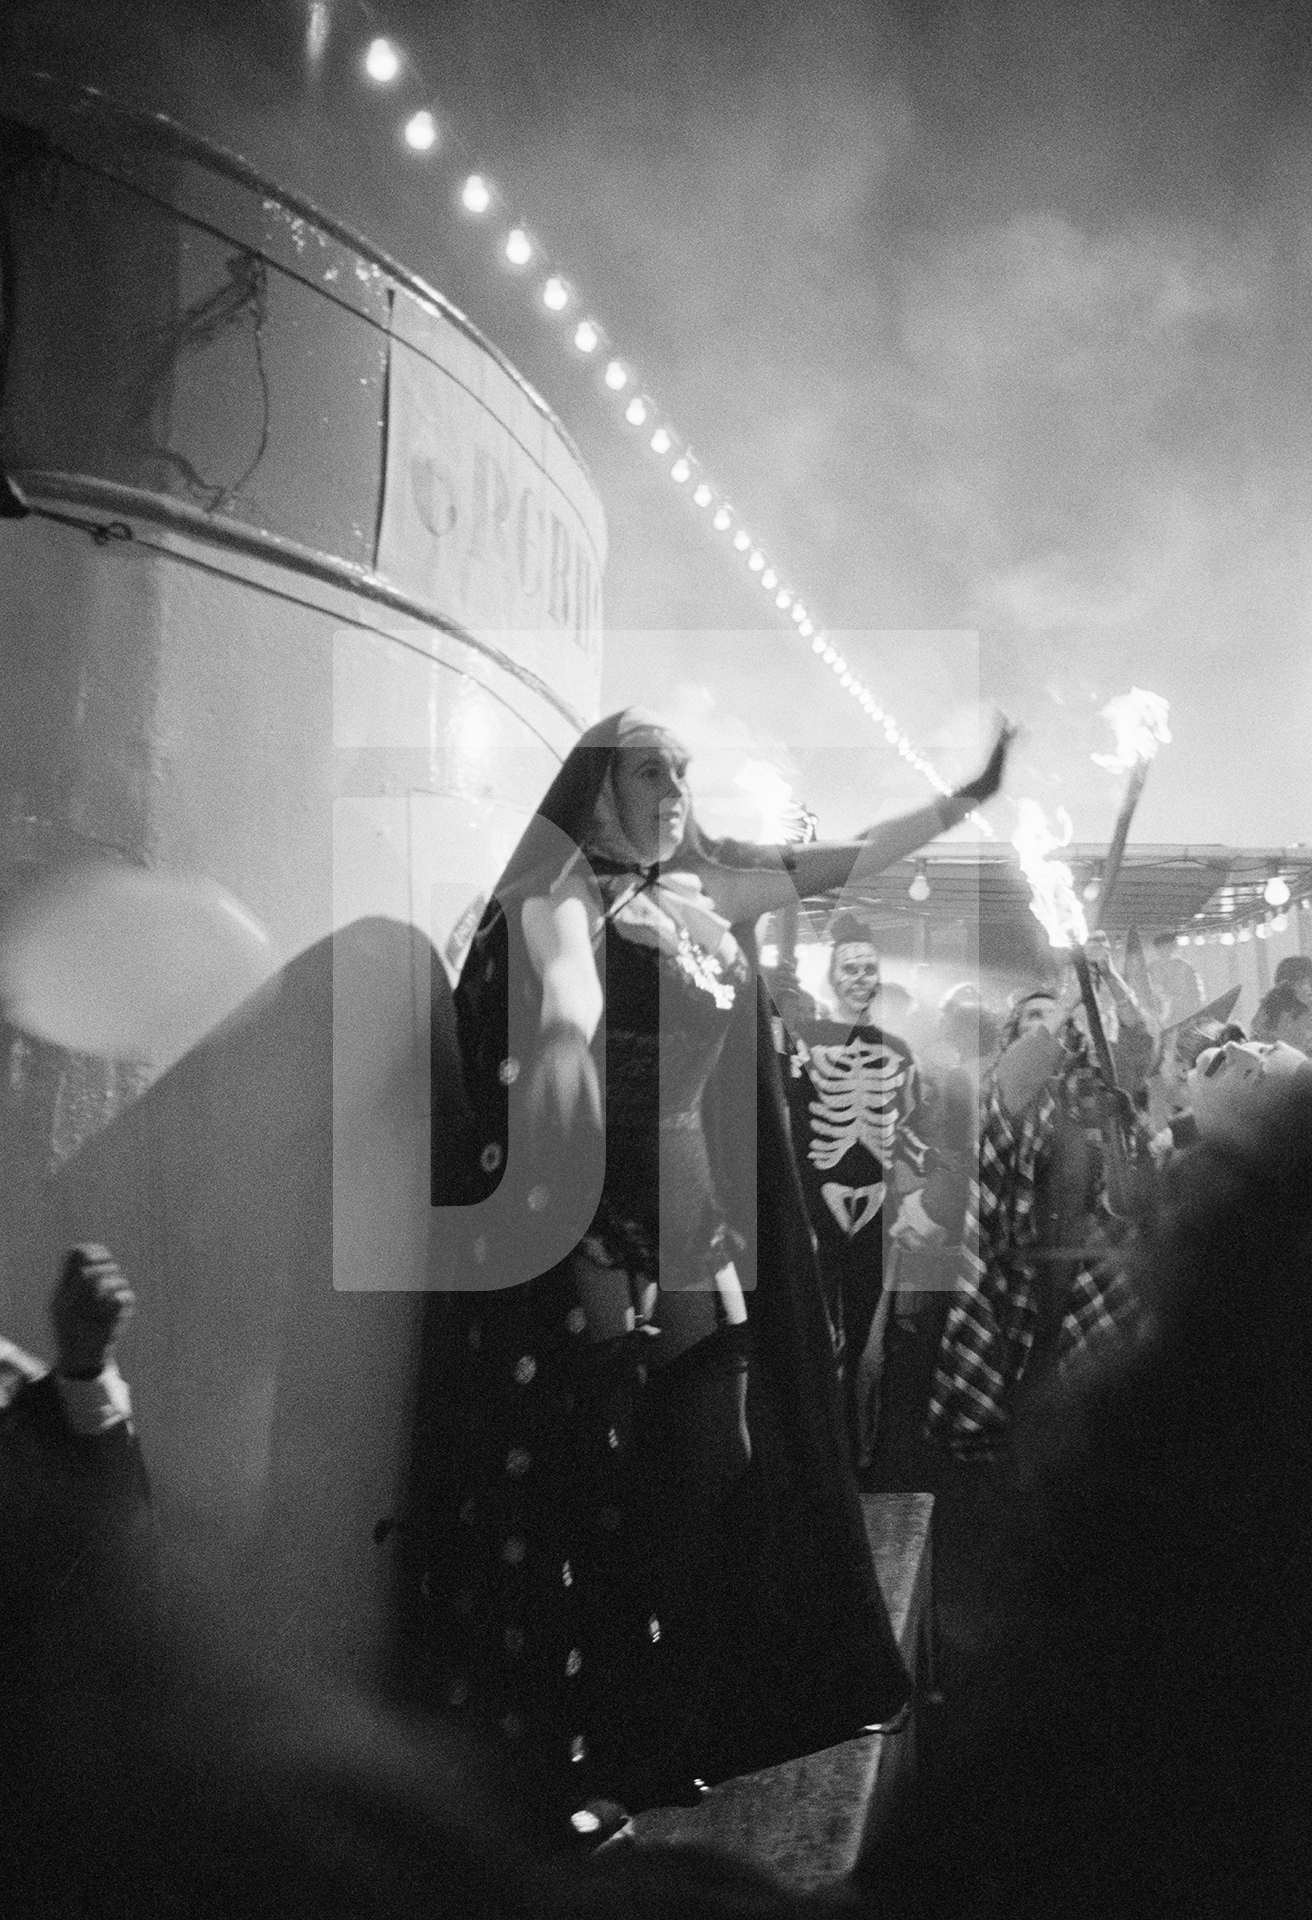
[631,1490,935,1891]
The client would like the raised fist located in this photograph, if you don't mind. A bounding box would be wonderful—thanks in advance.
[50,1245,134,1380]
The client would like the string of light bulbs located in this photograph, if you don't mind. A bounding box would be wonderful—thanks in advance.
[331,3,989,828]
[1174,884,1312,950]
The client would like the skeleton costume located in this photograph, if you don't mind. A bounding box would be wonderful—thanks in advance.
[782,976,929,1452]
[404,712,909,1835]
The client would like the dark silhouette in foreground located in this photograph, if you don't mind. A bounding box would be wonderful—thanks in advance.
[863,1075,1312,1918]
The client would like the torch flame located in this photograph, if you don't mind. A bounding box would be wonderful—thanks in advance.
[1012,798,1089,950]
[1091,687,1171,774]
[735,759,812,844]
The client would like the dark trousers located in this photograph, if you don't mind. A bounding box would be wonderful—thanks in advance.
[815,1224,885,1461]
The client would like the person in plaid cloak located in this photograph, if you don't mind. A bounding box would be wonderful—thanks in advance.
[927,949,1152,1463]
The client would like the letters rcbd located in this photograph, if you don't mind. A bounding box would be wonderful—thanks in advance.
[407,445,602,665]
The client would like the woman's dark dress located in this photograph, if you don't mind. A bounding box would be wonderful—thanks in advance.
[408,864,910,1822]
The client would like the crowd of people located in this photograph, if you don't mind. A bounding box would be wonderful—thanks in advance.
[4,706,1311,1915]
[764,917,1312,1477]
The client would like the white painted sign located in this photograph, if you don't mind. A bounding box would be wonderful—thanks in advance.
[376,291,606,721]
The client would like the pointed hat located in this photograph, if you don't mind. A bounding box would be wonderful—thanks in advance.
[1164,984,1242,1037]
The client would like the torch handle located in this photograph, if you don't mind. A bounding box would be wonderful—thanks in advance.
[1071,949,1119,1088]
[1071,946,1134,1219]
[1092,760,1149,931]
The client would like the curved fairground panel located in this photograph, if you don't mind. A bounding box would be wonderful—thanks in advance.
[0,76,604,1683]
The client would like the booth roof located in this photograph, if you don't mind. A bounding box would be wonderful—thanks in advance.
[795,845,1312,940]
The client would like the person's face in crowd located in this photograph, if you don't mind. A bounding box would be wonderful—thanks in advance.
[1288,974,1312,1010]
[831,941,881,1019]
[1014,993,1058,1037]
[1159,1033,1191,1102]
[1274,1006,1312,1056]
[611,740,690,864]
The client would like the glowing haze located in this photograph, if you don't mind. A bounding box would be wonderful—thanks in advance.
[10,0,1309,850]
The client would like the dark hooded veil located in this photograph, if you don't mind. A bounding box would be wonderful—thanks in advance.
[414,710,908,1824]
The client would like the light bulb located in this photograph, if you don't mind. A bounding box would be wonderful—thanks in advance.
[1264,874,1291,907]
[1176,934,1190,947]
[1255,922,1269,939]
[811,636,826,653]
[693,484,712,507]
[1082,879,1100,903]
[822,645,837,664]
[791,606,806,624]
[404,110,438,151]
[625,398,647,426]
[1220,931,1235,946]
[542,276,568,310]
[306,1,330,66]
[1238,926,1252,942]
[776,590,791,609]
[1193,935,1206,946]
[365,38,401,83]
[505,228,532,265]
[761,569,777,590]
[908,872,931,903]
[650,427,671,455]
[461,173,491,213]
[799,619,814,637]
[604,359,627,389]
[713,508,731,531]
[670,458,691,483]
[574,321,599,352]
[733,531,751,552]
[748,550,765,571]
[1272,911,1289,932]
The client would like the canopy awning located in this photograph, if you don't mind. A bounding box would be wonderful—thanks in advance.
[796,844,1312,949]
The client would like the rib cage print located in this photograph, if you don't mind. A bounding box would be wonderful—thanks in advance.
[804,1037,910,1171]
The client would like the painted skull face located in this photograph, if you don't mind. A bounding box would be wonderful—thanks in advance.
[831,941,881,1014]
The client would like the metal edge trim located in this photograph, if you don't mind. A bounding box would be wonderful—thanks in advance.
[8,468,589,736]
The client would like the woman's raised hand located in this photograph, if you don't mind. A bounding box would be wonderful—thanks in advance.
[953,717,1017,808]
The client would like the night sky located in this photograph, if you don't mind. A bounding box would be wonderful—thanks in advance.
[9,0,1311,847]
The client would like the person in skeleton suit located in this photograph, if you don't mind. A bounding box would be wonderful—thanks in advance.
[781,914,929,1460]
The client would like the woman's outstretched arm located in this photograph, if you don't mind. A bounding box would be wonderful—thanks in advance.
[694,722,1014,927]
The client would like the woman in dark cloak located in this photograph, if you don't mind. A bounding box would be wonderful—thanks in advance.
[417,707,1011,1832]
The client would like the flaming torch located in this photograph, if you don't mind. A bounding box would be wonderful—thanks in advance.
[1012,799,1133,1216]
[1090,688,1171,930]
[735,759,815,847]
